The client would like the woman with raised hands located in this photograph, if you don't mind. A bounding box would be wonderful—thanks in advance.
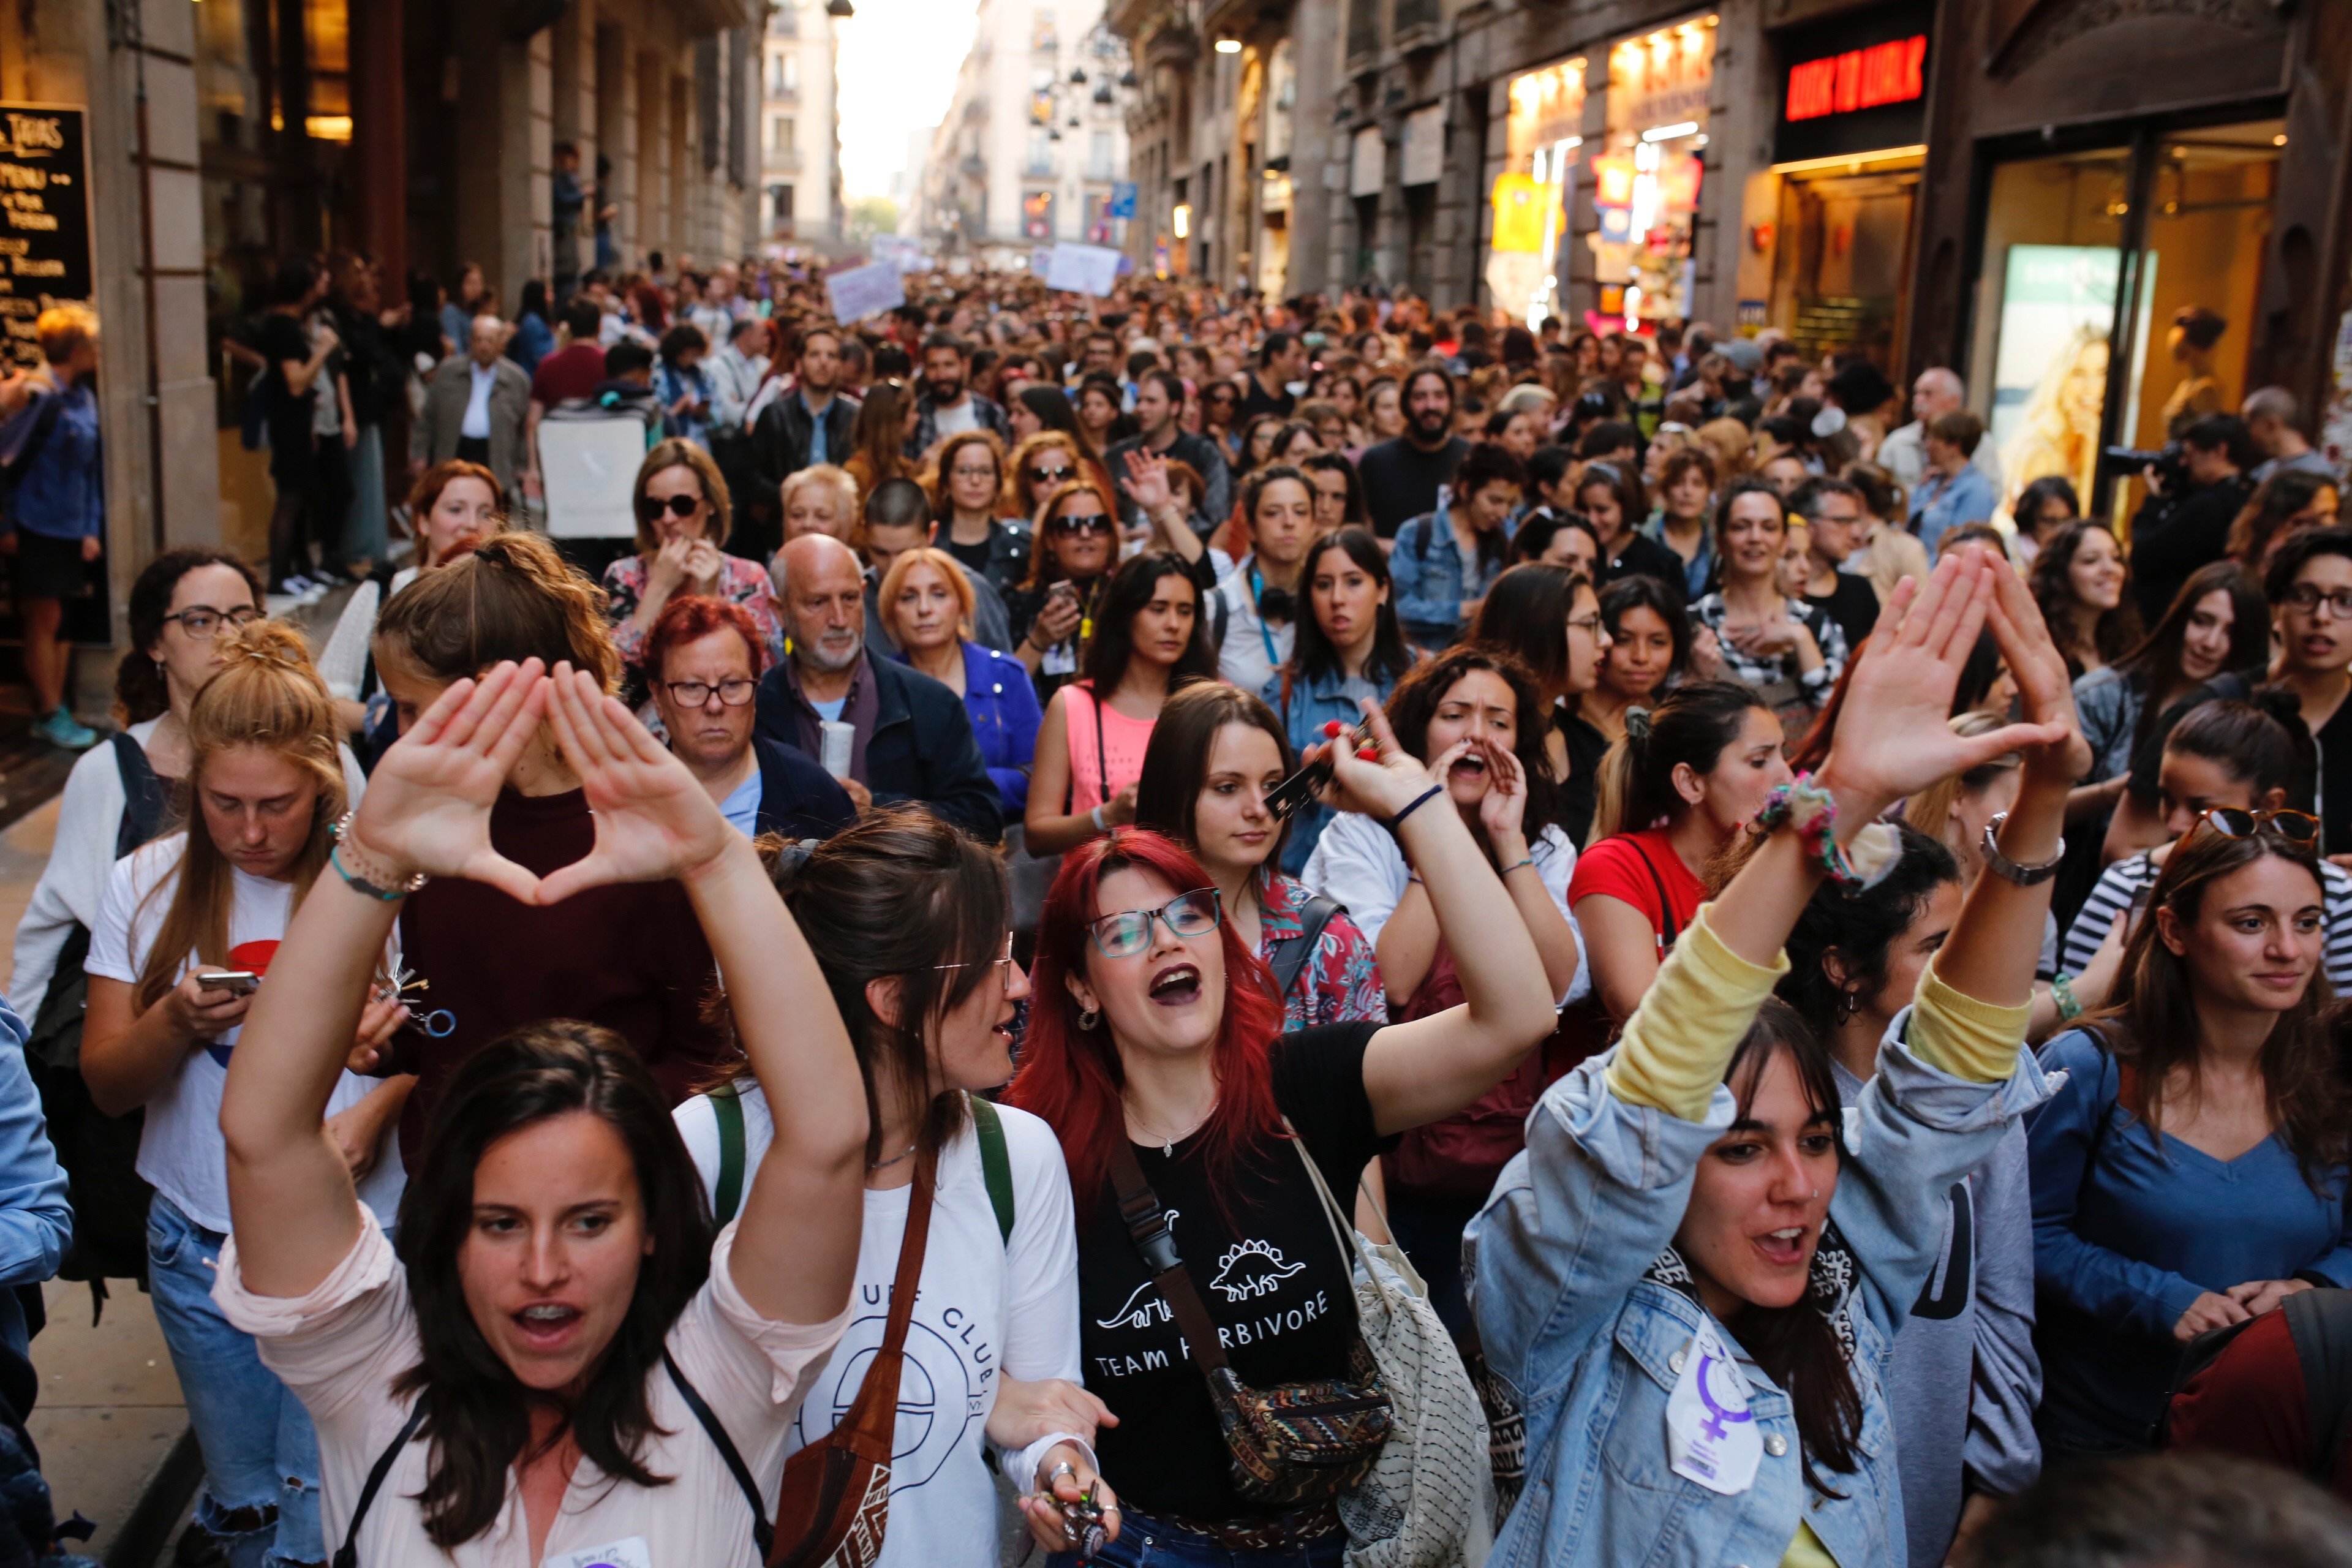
[211,660,869,1566]
[1466,546,2085,1568]
[1006,701,1558,1566]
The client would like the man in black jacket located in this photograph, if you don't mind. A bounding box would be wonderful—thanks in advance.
[1104,368,1232,536]
[755,534,1003,843]
[751,323,859,497]
[2128,413,2258,624]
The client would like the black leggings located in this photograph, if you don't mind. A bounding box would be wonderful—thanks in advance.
[269,435,351,587]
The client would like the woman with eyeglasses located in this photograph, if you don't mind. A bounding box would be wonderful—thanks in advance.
[10,548,268,1115]
[1026,551,1215,857]
[881,546,1044,817]
[1009,476,1124,703]
[2028,805,2352,1463]
[1007,706,1556,1567]
[601,440,783,695]
[674,813,1121,1568]
[927,429,1031,598]
[1132,684,1385,1031]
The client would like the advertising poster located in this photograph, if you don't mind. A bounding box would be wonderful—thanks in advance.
[1989,244,2133,514]
[0,104,93,375]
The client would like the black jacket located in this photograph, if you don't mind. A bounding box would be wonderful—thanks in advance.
[753,737,858,840]
[2130,472,2255,624]
[752,390,861,492]
[753,656,1003,843]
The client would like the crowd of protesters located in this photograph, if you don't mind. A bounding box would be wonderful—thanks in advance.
[0,255,2351,1568]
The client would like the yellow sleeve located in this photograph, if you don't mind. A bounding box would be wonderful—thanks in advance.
[1603,903,1789,1121]
[1779,1521,1836,1568]
[1906,965,2032,1085]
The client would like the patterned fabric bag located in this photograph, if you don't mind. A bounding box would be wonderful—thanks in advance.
[1108,1140,1392,1507]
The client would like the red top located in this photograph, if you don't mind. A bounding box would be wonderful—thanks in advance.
[530,341,608,407]
[1567,829,1705,950]
[2168,1306,2352,1502]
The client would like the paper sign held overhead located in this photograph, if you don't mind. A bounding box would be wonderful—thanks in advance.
[826,260,905,323]
[1045,243,1124,296]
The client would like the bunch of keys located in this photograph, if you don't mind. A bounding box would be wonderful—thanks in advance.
[1264,716,1379,821]
[1058,1479,1109,1563]
[378,967,456,1040]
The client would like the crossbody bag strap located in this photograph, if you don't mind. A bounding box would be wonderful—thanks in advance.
[1092,682,1109,811]
[1267,893,1343,1003]
[1281,1118,1361,1276]
[1105,1140,1235,1378]
[330,1403,429,1568]
[832,1153,940,1444]
[712,1082,746,1226]
[665,1350,778,1560]
[1627,839,1678,955]
[969,1095,1016,1245]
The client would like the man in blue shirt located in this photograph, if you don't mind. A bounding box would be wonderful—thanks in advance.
[0,306,104,750]
[1909,409,2000,555]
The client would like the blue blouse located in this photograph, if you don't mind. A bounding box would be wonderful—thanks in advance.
[2026,1028,2352,1454]
[899,643,1040,814]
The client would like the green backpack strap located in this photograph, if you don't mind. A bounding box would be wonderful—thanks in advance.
[711,1083,746,1226]
[970,1095,1016,1246]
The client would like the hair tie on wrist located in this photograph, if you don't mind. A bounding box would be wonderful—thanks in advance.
[1385,783,1446,835]
[1747,773,1899,894]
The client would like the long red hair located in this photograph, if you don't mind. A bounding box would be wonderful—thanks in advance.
[1007,829,1286,1204]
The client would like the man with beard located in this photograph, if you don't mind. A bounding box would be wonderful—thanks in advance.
[750,323,860,497]
[906,331,1009,457]
[1104,369,1232,536]
[1358,363,1472,540]
[754,533,1002,842]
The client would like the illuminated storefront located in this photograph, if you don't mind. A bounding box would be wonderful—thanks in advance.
[1588,13,1715,332]
[1485,57,1585,328]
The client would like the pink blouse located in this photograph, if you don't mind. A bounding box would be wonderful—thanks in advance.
[1062,682,1156,815]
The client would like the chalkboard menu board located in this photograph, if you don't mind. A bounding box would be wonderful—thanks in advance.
[0,105,93,376]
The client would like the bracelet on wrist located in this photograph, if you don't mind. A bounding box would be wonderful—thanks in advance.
[2050,974,2084,1022]
[1748,772,1900,894]
[330,811,428,901]
[1089,804,1107,833]
[1980,810,2066,886]
[1499,856,1536,877]
[1384,783,1446,835]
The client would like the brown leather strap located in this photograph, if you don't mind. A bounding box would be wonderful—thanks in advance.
[1106,1139,1233,1378]
[835,1152,940,1453]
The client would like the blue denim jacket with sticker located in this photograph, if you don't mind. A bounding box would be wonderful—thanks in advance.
[1390,505,1507,649]
[1465,1013,2051,1568]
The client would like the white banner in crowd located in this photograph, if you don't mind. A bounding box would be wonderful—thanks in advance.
[826,260,907,323]
[1044,243,1123,298]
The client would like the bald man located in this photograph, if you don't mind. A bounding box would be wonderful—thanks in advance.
[421,312,530,498]
[1879,367,2003,494]
[755,533,1002,841]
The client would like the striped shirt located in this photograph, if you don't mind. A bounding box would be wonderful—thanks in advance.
[2061,850,2352,987]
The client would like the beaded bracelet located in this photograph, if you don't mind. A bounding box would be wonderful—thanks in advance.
[2051,974,2084,1022]
[1747,774,1899,894]
[330,811,428,900]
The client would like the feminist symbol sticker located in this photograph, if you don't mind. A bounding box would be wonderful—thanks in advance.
[1665,1325,1763,1496]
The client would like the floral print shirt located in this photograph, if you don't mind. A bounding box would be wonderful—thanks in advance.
[601,551,786,677]
[1258,871,1385,1032]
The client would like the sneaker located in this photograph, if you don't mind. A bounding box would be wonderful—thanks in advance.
[34,707,97,751]
[275,574,314,595]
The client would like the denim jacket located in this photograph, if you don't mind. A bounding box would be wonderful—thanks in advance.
[1391,504,1506,647]
[1261,663,1398,875]
[1465,1019,2051,1568]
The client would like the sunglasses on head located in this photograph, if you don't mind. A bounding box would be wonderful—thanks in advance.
[1052,512,1115,537]
[637,493,701,521]
[2199,808,2322,843]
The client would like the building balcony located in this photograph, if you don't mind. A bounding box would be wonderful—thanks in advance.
[1392,0,1441,50]
[1025,159,1058,178]
[1145,23,1202,75]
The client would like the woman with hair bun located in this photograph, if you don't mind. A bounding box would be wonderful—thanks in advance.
[81,620,407,1568]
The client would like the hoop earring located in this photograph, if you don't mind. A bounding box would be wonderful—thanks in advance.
[1836,988,1863,1023]
[1078,1007,1101,1031]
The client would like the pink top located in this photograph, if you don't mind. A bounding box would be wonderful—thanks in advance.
[1063,682,1156,814]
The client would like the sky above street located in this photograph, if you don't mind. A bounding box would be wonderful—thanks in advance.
[837,0,980,201]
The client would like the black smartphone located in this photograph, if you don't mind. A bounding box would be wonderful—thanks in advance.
[1266,717,1374,821]
[194,971,259,996]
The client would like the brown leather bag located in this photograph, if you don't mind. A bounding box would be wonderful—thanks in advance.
[770,1152,938,1568]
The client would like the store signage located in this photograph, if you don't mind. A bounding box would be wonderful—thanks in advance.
[1784,35,1925,122]
[0,104,92,375]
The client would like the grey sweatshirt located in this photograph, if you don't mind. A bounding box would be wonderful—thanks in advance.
[1834,1058,2043,1567]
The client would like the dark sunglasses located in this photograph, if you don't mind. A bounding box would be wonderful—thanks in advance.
[1028,465,1077,485]
[2200,808,2322,843]
[1051,513,1115,537]
[636,493,701,521]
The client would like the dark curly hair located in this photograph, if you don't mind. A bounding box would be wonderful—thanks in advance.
[1384,643,1563,853]
[1778,823,1959,1028]
[118,548,268,724]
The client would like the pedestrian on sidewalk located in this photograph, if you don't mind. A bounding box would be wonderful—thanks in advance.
[0,306,107,751]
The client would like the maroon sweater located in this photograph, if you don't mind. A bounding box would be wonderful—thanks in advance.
[390,787,726,1163]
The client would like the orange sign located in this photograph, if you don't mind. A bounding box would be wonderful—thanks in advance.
[1785,35,1926,122]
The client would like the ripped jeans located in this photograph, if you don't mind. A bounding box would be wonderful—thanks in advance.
[147,1196,323,1568]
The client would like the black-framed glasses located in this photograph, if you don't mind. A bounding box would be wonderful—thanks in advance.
[636,493,703,522]
[2284,584,2352,620]
[2201,808,2322,843]
[1051,513,1115,537]
[661,677,756,708]
[1027,465,1077,486]
[162,605,262,639]
[1086,888,1221,959]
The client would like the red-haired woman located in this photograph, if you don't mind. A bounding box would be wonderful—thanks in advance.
[1006,703,1557,1565]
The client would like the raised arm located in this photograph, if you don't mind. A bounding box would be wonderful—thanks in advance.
[538,666,866,1326]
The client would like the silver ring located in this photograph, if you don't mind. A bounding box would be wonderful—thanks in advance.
[1044,1460,1077,1488]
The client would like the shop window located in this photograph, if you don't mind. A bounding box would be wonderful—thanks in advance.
[1590,14,1714,330]
[1488,56,1584,326]
[1025,189,1056,239]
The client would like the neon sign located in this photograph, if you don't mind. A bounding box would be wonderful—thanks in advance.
[1784,35,1926,122]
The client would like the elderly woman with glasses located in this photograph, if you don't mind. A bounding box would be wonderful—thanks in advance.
[603,439,784,692]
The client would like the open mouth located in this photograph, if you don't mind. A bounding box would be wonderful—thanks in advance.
[513,1302,584,1349]
[1752,1227,1809,1268]
[1448,754,1488,782]
[1148,963,1203,1007]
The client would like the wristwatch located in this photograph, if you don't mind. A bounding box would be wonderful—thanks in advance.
[1979,810,2065,886]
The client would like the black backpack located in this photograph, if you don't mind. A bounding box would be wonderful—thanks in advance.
[26,734,170,1316]
[2163,1287,2352,1482]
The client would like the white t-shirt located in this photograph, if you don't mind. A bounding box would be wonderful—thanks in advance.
[85,834,406,1233]
[673,1087,1087,1568]
[929,397,980,440]
[1212,559,1297,698]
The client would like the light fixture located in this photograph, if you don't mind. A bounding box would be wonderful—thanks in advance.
[1214,36,1242,53]
[1641,121,1700,143]
[2274,133,2289,146]
[825,0,853,15]
[1172,203,1192,238]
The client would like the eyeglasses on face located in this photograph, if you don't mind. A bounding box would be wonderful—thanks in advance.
[1085,888,1222,959]
[2200,807,2322,842]
[162,605,263,639]
[2285,584,2352,620]
[1052,513,1115,537]
[637,493,703,522]
[661,677,757,707]
[932,932,1018,978]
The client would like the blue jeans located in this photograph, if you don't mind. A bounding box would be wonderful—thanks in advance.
[146,1196,324,1568]
[1049,1511,1346,1568]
